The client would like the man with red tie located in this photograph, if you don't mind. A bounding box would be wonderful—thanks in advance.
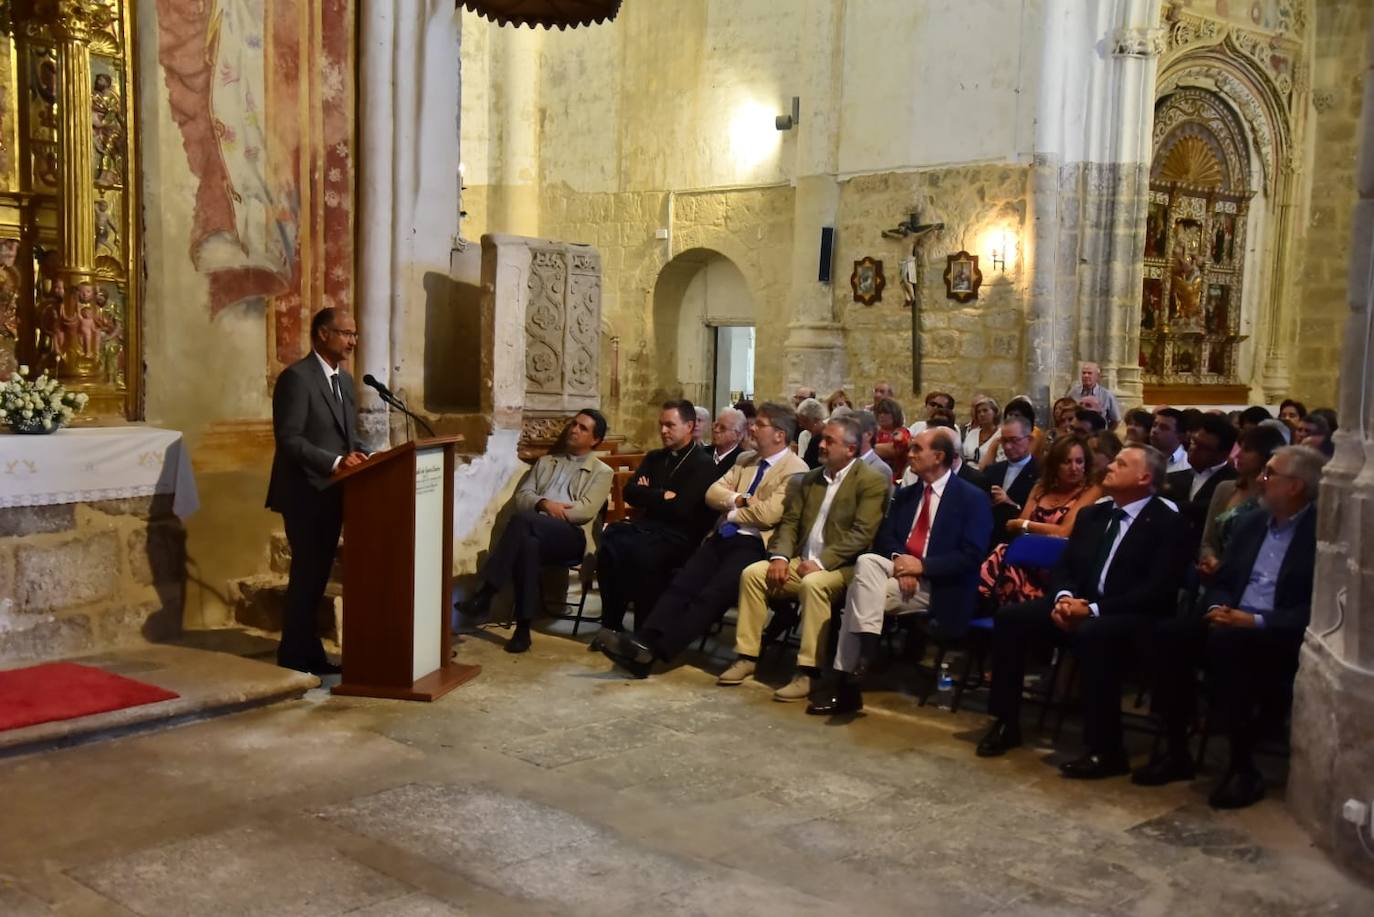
[808,428,992,715]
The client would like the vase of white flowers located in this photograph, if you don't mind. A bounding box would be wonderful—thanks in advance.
[0,365,88,434]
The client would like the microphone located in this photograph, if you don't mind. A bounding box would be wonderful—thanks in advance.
[360,374,436,439]
[362,373,393,399]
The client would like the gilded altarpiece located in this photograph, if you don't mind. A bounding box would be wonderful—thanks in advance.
[1140,88,1252,400]
[0,1,138,418]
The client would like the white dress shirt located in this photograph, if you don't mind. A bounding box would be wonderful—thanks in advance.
[1189,461,1230,500]
[895,469,951,558]
[1166,445,1189,473]
[779,459,855,569]
[1057,495,1155,615]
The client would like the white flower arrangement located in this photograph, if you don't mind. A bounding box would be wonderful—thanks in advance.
[0,365,88,434]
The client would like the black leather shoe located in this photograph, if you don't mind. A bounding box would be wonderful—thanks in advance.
[454,596,491,624]
[1131,752,1197,787]
[1059,750,1131,779]
[1209,769,1266,810]
[975,719,1023,757]
[505,630,532,654]
[805,685,863,716]
[597,629,654,666]
[308,661,342,676]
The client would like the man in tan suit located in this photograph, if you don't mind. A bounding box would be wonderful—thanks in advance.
[598,402,809,677]
[456,409,613,653]
[717,414,890,701]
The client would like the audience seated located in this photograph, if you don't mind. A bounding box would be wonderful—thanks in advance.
[963,395,1003,467]
[872,397,912,480]
[807,429,993,715]
[978,434,1101,609]
[1277,398,1306,435]
[1150,408,1190,472]
[716,416,890,701]
[1309,407,1338,437]
[976,444,1190,778]
[796,398,827,468]
[710,407,747,471]
[825,389,853,414]
[865,380,895,412]
[791,386,818,409]
[1161,413,1239,555]
[1180,408,1205,450]
[1051,396,1080,441]
[1087,431,1122,481]
[984,415,1041,544]
[597,400,719,634]
[907,390,955,437]
[1139,445,1326,809]
[853,410,895,488]
[1122,408,1153,445]
[694,405,712,447]
[598,402,809,677]
[1197,424,1287,576]
[1258,416,1292,445]
[1296,413,1334,457]
[457,410,613,653]
[1072,407,1107,436]
[1237,405,1272,433]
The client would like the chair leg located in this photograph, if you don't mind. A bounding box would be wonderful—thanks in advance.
[570,577,591,636]
[1053,659,1078,743]
[1036,650,1063,732]
[951,644,978,714]
[919,643,948,707]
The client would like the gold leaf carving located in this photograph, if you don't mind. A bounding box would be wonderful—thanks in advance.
[1157,136,1223,188]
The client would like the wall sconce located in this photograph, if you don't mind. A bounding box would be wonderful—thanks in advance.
[775,96,800,131]
[989,228,1018,273]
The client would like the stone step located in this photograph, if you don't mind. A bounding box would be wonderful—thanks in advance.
[227,574,339,641]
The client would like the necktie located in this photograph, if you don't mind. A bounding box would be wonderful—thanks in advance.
[904,485,933,559]
[1090,507,1129,591]
[720,460,769,538]
[330,373,342,403]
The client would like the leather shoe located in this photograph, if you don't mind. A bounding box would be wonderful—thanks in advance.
[597,631,653,678]
[1208,768,1266,810]
[975,719,1022,757]
[504,630,532,654]
[1131,752,1197,787]
[308,661,342,676]
[806,684,863,716]
[1059,750,1131,779]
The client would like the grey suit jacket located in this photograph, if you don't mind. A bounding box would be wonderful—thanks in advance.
[266,354,366,515]
[512,451,614,546]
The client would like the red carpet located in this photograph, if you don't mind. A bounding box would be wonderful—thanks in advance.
[0,662,179,732]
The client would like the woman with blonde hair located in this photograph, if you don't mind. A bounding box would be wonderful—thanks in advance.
[963,394,1001,466]
[824,389,853,415]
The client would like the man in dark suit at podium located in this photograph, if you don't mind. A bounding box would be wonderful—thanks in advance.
[266,308,368,675]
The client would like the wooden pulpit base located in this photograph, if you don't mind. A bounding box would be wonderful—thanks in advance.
[331,662,482,702]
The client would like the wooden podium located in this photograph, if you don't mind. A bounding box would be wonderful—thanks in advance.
[328,435,480,701]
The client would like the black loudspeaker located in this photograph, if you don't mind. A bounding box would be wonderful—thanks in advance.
[818,226,835,283]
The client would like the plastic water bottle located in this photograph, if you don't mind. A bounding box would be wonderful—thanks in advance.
[937,662,954,694]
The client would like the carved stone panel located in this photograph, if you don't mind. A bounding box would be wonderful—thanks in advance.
[522,242,601,413]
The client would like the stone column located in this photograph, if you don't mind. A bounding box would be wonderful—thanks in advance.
[781,0,845,396]
[1026,0,1158,411]
[1287,21,1374,883]
[355,0,463,449]
[51,3,101,383]
[491,25,542,237]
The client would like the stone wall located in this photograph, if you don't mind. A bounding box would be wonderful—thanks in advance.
[0,499,185,663]
[1291,1,1374,407]
[836,165,1030,411]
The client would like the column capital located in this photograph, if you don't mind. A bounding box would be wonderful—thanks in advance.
[1109,26,1166,59]
[31,0,117,43]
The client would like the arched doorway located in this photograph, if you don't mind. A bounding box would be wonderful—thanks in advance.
[652,248,756,412]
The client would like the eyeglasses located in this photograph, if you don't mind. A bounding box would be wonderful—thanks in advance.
[327,328,358,340]
[1259,466,1296,482]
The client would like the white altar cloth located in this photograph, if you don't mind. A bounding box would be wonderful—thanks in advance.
[0,426,199,519]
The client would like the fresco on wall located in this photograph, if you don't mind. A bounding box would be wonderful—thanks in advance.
[155,0,355,378]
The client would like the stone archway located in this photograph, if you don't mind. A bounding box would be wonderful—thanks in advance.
[651,248,757,411]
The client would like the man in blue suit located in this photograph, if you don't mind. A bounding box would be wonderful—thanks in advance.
[807,428,992,715]
[1135,444,1325,809]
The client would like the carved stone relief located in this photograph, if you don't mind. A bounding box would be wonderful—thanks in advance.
[524,244,601,403]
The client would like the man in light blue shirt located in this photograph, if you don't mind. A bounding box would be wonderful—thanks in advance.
[1136,445,1326,811]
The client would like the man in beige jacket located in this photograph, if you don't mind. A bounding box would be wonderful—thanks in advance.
[457,409,613,653]
[717,414,890,701]
[598,402,808,678]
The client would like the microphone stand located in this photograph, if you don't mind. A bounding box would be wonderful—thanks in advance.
[380,390,436,440]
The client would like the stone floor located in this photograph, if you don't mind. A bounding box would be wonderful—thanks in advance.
[0,615,1369,916]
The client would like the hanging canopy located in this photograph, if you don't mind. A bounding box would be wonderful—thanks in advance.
[459,0,622,29]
